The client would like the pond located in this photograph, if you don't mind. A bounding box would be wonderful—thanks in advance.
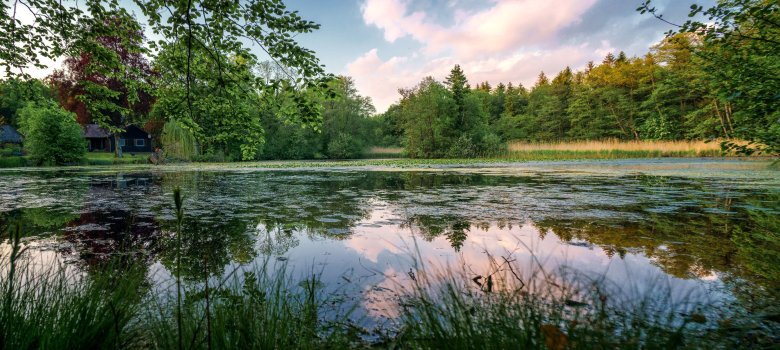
[1,158,778,328]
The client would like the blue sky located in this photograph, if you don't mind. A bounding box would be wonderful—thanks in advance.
[281,0,713,112]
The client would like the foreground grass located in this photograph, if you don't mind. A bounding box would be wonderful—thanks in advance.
[3,215,778,349]
[3,248,774,349]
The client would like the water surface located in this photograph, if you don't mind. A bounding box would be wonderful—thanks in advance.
[1,158,778,324]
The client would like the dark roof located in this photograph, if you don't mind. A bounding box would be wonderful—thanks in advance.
[83,124,110,138]
[0,125,23,143]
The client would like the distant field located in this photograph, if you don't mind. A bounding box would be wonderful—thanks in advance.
[506,139,727,158]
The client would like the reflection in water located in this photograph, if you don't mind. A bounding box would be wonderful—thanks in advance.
[0,161,778,323]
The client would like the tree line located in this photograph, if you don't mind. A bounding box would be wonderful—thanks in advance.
[0,0,777,164]
[374,0,778,158]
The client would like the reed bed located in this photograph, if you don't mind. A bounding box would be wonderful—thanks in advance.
[509,139,725,154]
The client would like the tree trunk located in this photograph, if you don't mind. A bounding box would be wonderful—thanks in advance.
[114,133,123,158]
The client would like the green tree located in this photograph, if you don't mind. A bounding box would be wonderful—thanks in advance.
[17,103,85,165]
[319,76,376,159]
[445,65,470,131]
[48,9,155,158]
[153,45,266,161]
[0,79,53,127]
[161,120,198,161]
[640,0,780,154]
[399,77,455,158]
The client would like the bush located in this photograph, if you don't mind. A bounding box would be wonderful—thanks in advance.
[326,132,363,159]
[446,135,478,158]
[192,149,228,163]
[0,156,27,168]
[161,120,198,161]
[17,103,85,165]
[479,132,505,157]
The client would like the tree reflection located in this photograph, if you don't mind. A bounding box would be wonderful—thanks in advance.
[157,218,256,281]
[401,215,472,251]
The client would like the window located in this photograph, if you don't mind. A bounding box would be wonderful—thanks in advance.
[119,139,126,147]
[135,139,145,147]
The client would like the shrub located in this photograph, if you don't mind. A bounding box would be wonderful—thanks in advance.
[479,132,505,157]
[161,120,198,161]
[17,103,85,165]
[326,132,363,159]
[446,135,478,158]
[192,149,228,163]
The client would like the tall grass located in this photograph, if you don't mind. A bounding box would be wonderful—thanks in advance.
[0,232,360,349]
[508,139,727,156]
[0,225,145,349]
[387,250,706,350]
[362,147,405,159]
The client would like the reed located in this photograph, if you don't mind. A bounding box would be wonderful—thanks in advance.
[388,250,705,350]
[508,139,726,155]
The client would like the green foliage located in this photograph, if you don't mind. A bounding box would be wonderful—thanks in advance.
[258,75,376,160]
[0,79,53,127]
[153,45,265,161]
[161,120,197,161]
[327,132,362,159]
[639,0,780,155]
[17,103,85,165]
[391,69,504,159]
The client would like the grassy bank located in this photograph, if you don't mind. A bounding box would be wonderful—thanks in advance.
[0,152,149,168]
[1,140,772,170]
[84,152,150,165]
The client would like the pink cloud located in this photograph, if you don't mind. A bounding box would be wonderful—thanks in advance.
[361,0,599,58]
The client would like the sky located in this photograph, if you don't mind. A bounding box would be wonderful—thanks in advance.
[280,0,712,112]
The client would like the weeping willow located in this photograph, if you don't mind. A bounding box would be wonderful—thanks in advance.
[161,121,198,161]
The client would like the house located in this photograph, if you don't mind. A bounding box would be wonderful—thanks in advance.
[83,124,153,153]
[0,125,23,145]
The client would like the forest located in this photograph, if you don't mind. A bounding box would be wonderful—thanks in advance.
[0,0,778,164]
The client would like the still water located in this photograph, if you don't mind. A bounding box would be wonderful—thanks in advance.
[1,159,778,324]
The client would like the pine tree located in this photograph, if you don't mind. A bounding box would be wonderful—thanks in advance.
[445,65,470,129]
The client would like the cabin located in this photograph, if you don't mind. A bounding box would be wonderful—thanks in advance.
[83,124,153,153]
[0,125,24,145]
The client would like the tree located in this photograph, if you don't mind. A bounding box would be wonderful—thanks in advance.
[2,0,332,159]
[445,65,469,130]
[17,103,85,165]
[48,9,154,158]
[398,77,455,158]
[319,76,376,159]
[639,0,780,155]
[153,45,265,161]
[0,79,53,127]
[161,120,197,161]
